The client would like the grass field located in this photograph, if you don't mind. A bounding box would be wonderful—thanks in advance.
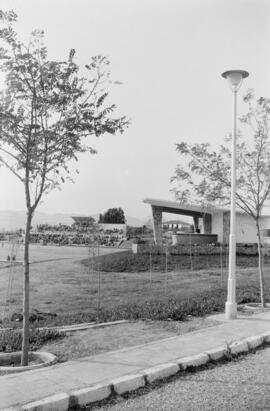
[0,244,122,322]
[0,243,269,327]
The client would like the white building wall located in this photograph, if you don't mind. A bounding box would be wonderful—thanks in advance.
[259,216,270,231]
[214,213,270,244]
[236,214,270,243]
[259,216,270,244]
[211,212,270,244]
[235,213,257,243]
[211,212,223,243]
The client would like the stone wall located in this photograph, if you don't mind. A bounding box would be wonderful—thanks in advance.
[152,206,162,247]
[203,213,212,234]
[175,233,218,245]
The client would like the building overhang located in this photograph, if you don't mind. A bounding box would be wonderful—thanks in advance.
[143,198,222,217]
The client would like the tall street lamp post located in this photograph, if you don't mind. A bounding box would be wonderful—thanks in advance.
[221,69,249,320]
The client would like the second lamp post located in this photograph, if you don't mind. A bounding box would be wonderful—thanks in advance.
[221,69,249,320]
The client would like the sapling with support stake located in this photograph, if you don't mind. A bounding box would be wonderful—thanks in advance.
[149,245,152,291]
[189,232,193,271]
[0,10,128,365]
[171,90,270,308]
[220,242,223,286]
[165,244,168,296]
[97,237,101,318]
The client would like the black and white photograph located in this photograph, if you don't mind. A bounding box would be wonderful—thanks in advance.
[0,0,270,409]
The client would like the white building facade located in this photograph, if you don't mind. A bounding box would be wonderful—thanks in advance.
[205,210,270,244]
[143,198,270,246]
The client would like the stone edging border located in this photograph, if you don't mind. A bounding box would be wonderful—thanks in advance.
[0,351,57,374]
[6,331,270,411]
[1,319,131,333]
[52,319,130,333]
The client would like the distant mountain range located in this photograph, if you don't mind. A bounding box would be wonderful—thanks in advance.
[0,210,146,230]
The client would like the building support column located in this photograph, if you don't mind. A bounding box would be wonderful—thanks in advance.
[203,213,212,234]
[193,216,199,233]
[152,206,162,248]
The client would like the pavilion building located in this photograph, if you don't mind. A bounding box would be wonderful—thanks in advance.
[143,198,270,246]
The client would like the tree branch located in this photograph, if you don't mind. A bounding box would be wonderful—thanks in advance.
[0,156,24,182]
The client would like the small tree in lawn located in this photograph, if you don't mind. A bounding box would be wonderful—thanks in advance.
[0,11,128,365]
[171,90,270,307]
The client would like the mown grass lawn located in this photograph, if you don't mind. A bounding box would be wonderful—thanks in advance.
[40,318,219,362]
[0,245,270,327]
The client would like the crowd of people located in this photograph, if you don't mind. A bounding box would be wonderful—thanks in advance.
[29,224,126,247]
[0,223,133,248]
[37,223,75,232]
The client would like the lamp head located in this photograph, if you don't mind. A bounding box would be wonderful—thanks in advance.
[221,70,249,92]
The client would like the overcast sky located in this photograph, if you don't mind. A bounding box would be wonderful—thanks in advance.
[0,0,269,219]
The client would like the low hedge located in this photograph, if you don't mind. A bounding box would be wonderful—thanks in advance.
[138,243,259,256]
[82,250,265,273]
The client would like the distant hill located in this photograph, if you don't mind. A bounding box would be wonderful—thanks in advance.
[0,210,145,230]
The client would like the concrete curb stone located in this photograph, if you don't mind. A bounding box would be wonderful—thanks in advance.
[69,383,111,407]
[245,335,264,350]
[53,319,130,333]
[229,340,249,356]
[262,331,270,343]
[176,353,209,370]
[205,346,228,361]
[144,363,179,384]
[0,351,57,374]
[8,332,270,411]
[21,393,69,411]
[111,373,145,395]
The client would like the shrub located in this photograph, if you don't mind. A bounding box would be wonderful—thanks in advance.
[82,250,264,273]
[0,328,65,353]
[236,285,270,304]
[93,288,227,322]
[3,285,267,329]
[90,286,267,322]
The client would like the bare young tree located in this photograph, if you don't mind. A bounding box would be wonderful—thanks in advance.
[0,11,128,365]
[171,90,270,307]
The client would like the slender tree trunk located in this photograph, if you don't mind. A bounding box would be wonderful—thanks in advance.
[255,218,265,308]
[21,209,32,366]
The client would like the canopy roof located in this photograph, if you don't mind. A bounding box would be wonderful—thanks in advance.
[143,198,270,218]
[143,198,223,217]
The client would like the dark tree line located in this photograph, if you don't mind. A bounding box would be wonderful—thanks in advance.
[99,207,126,224]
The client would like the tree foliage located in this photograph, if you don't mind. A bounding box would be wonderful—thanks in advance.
[0,10,129,365]
[171,90,270,307]
[99,207,126,224]
[171,90,270,218]
[0,11,128,214]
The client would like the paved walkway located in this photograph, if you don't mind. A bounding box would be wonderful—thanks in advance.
[1,310,270,410]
